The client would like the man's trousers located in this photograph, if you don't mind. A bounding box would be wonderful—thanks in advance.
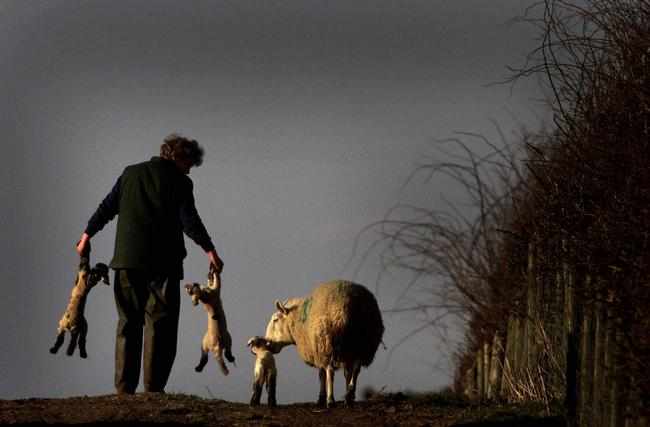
[113,269,180,394]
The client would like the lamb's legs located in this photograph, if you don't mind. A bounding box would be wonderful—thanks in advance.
[267,373,277,407]
[50,331,65,354]
[317,368,327,407]
[215,352,229,375]
[195,348,208,372]
[344,360,361,405]
[78,323,89,359]
[250,379,263,406]
[325,366,336,408]
[66,331,79,356]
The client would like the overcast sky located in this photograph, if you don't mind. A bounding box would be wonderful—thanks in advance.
[0,1,546,403]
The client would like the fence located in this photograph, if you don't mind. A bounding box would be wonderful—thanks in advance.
[460,242,648,427]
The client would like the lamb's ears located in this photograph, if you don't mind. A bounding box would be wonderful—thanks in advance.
[184,283,198,294]
[275,300,288,315]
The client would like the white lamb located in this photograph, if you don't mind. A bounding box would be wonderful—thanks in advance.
[247,336,278,407]
[50,249,109,358]
[264,280,384,407]
[184,269,235,375]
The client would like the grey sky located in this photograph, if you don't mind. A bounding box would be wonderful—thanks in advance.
[0,1,545,403]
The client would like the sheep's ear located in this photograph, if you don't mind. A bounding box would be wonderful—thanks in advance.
[275,300,288,315]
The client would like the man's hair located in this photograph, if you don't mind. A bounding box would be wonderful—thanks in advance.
[160,134,204,167]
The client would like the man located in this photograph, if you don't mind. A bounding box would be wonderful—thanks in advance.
[76,134,224,395]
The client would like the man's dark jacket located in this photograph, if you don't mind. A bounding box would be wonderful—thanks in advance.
[85,157,214,278]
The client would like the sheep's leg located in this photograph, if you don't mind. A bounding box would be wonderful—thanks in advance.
[250,379,263,406]
[317,368,327,407]
[78,322,89,359]
[195,348,208,372]
[344,360,361,405]
[66,330,79,356]
[50,331,65,354]
[267,372,277,407]
[325,366,336,408]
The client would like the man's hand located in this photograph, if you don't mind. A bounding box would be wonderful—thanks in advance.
[76,233,91,256]
[207,249,224,274]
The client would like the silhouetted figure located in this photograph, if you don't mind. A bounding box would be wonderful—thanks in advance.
[76,134,224,394]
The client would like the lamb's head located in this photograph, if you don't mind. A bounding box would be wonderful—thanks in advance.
[184,283,203,306]
[247,336,273,355]
[264,299,300,350]
[88,263,110,288]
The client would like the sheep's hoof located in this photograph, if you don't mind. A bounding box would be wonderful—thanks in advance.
[249,399,260,407]
[268,399,277,407]
[316,395,327,408]
[194,366,203,372]
[80,353,88,359]
[49,347,57,354]
[344,391,355,407]
[326,399,336,409]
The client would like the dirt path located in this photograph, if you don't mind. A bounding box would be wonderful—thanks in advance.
[0,393,564,426]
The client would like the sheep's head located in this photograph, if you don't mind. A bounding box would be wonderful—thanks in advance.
[88,263,110,287]
[264,300,298,350]
[184,283,203,306]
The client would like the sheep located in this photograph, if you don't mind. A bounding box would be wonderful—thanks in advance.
[264,280,384,408]
[50,246,109,359]
[184,269,235,375]
[247,336,278,407]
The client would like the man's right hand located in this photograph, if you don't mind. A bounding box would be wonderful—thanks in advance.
[207,249,224,274]
[76,233,90,256]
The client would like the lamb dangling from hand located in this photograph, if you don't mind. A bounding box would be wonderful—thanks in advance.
[184,268,235,375]
[247,336,278,407]
[50,244,110,358]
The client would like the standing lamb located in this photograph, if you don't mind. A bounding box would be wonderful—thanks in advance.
[184,268,235,375]
[264,280,384,407]
[247,336,278,407]
[50,245,109,358]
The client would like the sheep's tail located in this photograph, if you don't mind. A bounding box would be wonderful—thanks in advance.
[217,353,229,376]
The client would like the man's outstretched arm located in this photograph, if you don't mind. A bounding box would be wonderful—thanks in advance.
[76,176,121,255]
[180,184,224,273]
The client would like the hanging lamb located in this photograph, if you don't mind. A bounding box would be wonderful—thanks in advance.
[50,244,109,358]
[264,280,384,408]
[184,268,235,375]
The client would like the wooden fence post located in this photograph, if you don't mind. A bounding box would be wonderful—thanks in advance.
[580,275,595,427]
[501,316,514,398]
[476,346,484,399]
[526,242,537,372]
[592,296,603,427]
[488,334,502,400]
[483,341,491,400]
[464,366,477,400]
[566,267,581,427]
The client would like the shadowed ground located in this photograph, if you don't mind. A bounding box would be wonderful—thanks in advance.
[0,392,565,426]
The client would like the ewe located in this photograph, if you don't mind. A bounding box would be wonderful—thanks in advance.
[247,336,278,407]
[265,280,384,407]
[50,248,109,358]
[184,269,235,375]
